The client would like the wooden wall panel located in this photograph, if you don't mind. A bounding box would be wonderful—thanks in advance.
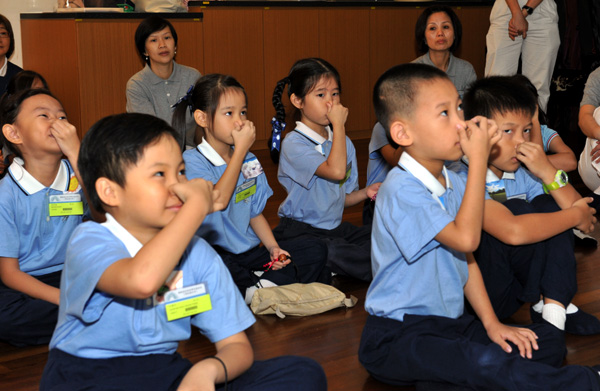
[318,8,371,138]
[21,19,82,136]
[202,8,266,141]
[263,8,319,142]
[454,6,490,78]
[368,7,421,127]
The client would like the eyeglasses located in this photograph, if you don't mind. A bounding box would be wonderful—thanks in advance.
[0,32,9,39]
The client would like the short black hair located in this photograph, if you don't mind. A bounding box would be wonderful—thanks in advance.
[79,113,179,213]
[463,76,537,121]
[0,14,15,60]
[415,5,463,54]
[0,88,59,159]
[6,70,49,96]
[373,63,449,137]
[134,16,178,65]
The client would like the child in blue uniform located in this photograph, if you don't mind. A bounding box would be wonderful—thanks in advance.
[270,58,381,281]
[40,113,327,391]
[174,74,329,303]
[452,76,600,335]
[0,89,85,346]
[359,63,600,390]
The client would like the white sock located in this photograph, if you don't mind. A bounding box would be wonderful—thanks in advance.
[566,303,578,315]
[532,299,544,313]
[258,279,278,289]
[542,303,567,330]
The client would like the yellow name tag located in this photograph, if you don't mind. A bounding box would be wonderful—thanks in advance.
[235,178,257,203]
[165,294,212,321]
[339,163,352,188]
[48,194,84,217]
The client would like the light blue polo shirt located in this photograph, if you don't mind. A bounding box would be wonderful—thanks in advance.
[50,214,255,359]
[541,124,558,153]
[0,158,85,276]
[183,139,273,254]
[366,122,393,187]
[448,159,544,202]
[277,121,359,230]
[365,153,469,322]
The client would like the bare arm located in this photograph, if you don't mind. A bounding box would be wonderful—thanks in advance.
[579,105,600,139]
[210,121,256,206]
[178,331,254,390]
[315,102,349,181]
[435,117,500,252]
[483,198,595,245]
[546,136,577,172]
[97,179,219,299]
[464,253,539,359]
[0,257,60,305]
[249,214,290,269]
[516,142,581,209]
[380,144,403,167]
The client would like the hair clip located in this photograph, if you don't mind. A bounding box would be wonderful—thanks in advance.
[171,85,195,115]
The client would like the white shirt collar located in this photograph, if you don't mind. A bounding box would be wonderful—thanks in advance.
[294,121,333,145]
[399,152,451,197]
[460,156,515,182]
[196,137,227,167]
[8,157,70,195]
[101,213,143,257]
[0,57,7,77]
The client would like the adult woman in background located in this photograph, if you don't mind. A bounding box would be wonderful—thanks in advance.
[412,5,476,98]
[0,14,23,96]
[126,15,200,149]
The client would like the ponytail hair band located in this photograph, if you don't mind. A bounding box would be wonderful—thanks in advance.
[270,116,286,152]
[171,84,195,115]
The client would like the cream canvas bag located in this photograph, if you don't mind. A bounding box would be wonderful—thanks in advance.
[250,282,358,319]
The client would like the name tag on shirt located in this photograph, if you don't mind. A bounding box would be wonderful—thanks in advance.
[339,163,352,188]
[164,282,213,321]
[486,179,507,203]
[48,194,84,216]
[235,178,257,203]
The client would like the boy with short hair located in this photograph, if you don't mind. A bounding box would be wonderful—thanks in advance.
[359,63,600,390]
[454,76,600,335]
[40,113,327,390]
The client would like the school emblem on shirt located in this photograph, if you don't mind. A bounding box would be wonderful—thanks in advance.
[68,174,80,192]
[486,179,507,203]
[241,157,264,180]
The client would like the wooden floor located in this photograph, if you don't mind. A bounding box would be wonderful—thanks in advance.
[3,138,600,390]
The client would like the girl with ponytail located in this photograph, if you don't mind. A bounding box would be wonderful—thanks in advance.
[270,58,381,282]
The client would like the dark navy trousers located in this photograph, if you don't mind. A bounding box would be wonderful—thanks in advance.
[214,236,330,294]
[0,270,61,346]
[273,217,373,281]
[359,313,600,390]
[41,349,328,391]
[475,194,577,320]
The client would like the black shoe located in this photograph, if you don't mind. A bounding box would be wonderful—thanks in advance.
[565,309,600,335]
[573,229,598,248]
[530,305,543,324]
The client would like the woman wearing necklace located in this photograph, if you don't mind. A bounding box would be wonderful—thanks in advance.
[412,5,476,98]
[126,16,201,150]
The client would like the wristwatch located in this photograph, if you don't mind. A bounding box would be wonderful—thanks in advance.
[522,5,534,15]
[543,170,568,194]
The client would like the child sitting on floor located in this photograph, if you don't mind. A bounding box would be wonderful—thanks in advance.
[270,58,381,281]
[40,113,327,390]
[174,74,330,303]
[359,63,600,390]
[452,76,600,335]
[0,89,86,346]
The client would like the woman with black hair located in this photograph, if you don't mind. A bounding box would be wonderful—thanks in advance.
[0,14,22,96]
[126,15,200,149]
[412,5,476,98]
